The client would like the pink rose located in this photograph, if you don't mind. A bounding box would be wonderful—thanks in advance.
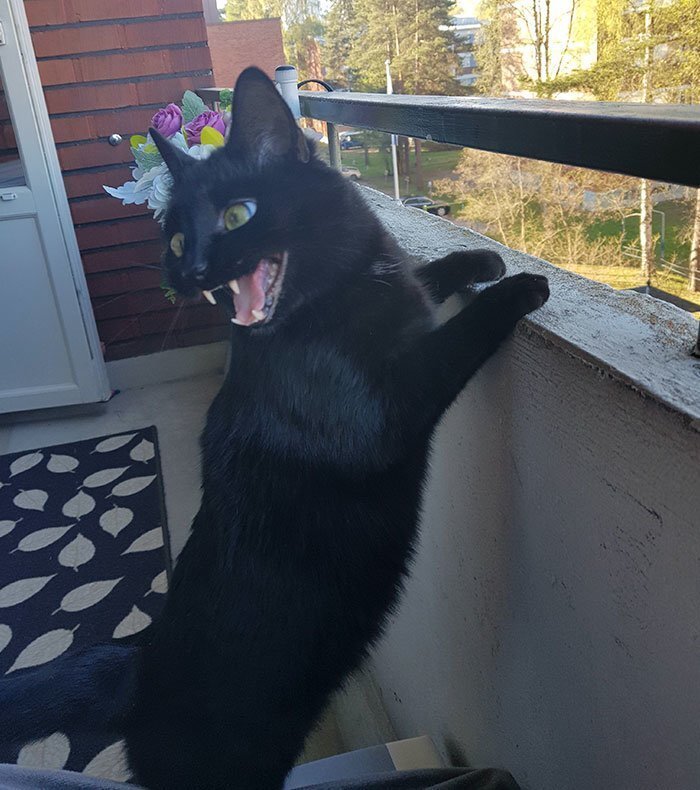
[151,104,183,138]
[184,111,226,145]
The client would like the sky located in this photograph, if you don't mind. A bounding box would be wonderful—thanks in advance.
[454,1,480,14]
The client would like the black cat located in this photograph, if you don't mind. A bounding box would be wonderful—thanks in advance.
[0,68,548,789]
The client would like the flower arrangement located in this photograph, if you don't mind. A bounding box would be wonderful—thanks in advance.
[103,90,230,224]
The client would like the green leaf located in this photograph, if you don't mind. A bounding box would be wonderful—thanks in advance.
[181,90,208,122]
[132,146,162,173]
[218,88,233,112]
[200,126,224,147]
[160,280,177,304]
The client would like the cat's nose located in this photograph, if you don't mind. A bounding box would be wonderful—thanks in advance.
[187,259,209,283]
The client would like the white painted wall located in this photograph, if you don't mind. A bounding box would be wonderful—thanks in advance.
[340,190,700,790]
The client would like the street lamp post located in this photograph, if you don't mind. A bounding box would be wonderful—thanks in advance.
[385,59,401,203]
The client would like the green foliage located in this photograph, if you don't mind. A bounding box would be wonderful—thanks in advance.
[132,146,162,172]
[323,0,361,87]
[436,149,632,269]
[536,0,700,101]
[225,0,323,79]
[284,14,324,79]
[324,0,461,95]
[652,0,700,100]
[181,90,208,123]
[218,89,233,112]
[224,0,282,20]
[474,0,503,95]
[283,0,321,26]
[160,281,177,304]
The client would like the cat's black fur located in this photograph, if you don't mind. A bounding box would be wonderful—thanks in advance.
[0,68,547,789]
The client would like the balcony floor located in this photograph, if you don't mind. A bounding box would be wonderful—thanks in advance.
[0,366,343,763]
[1,373,222,558]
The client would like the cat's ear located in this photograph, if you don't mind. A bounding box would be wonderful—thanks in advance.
[149,127,192,180]
[225,67,309,165]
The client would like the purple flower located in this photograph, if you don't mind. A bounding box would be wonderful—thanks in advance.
[184,111,226,145]
[151,104,183,138]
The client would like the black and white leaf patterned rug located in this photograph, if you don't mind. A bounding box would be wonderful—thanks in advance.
[0,426,170,782]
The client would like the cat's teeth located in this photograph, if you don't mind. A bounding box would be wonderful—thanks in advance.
[202,290,216,305]
[251,309,266,321]
[229,279,241,294]
[231,317,245,325]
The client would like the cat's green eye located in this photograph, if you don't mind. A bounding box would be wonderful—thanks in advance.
[223,200,257,232]
[170,232,185,258]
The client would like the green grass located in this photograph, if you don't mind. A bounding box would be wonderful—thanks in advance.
[588,199,693,272]
[316,141,698,306]
[558,261,699,315]
[318,144,461,196]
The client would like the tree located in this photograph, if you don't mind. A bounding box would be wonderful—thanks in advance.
[225,0,324,81]
[690,190,700,292]
[653,0,700,291]
[323,0,461,95]
[475,0,596,96]
[224,0,282,19]
[475,0,698,293]
[541,0,700,291]
[284,13,324,80]
[323,0,361,88]
[435,150,624,269]
[474,0,505,95]
[323,0,462,193]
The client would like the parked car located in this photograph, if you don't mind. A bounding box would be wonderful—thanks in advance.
[341,166,361,181]
[339,131,365,150]
[401,196,451,217]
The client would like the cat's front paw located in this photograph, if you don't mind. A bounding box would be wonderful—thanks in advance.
[469,249,507,284]
[488,272,550,319]
[447,249,506,288]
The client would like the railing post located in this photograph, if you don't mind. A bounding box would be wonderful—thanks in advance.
[327,122,342,171]
[276,64,342,172]
[275,65,301,119]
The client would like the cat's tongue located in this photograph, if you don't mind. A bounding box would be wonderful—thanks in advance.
[232,259,270,326]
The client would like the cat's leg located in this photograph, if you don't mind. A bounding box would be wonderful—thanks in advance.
[417,249,506,304]
[389,272,549,434]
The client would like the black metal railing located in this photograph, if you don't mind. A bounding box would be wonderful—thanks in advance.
[196,87,700,188]
[197,84,700,351]
[297,92,700,189]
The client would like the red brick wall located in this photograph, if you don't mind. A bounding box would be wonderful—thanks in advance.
[25,0,229,361]
[206,18,285,88]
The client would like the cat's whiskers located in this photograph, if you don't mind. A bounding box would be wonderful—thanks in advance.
[103,303,168,346]
[160,302,185,352]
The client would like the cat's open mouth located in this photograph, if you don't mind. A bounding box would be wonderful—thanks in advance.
[202,251,288,327]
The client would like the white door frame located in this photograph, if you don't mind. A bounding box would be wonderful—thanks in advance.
[2,0,110,410]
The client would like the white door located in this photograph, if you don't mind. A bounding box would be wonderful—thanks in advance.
[0,0,109,414]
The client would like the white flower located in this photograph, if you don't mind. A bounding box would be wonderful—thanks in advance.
[169,131,188,151]
[148,170,174,223]
[186,144,217,160]
[104,129,219,225]
[104,162,171,218]
[103,178,151,206]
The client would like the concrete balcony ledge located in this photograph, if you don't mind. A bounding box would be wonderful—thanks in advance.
[340,187,700,790]
[365,187,700,426]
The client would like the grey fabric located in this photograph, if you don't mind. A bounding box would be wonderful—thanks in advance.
[284,743,395,788]
[303,767,521,789]
[0,764,520,790]
[0,764,136,789]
